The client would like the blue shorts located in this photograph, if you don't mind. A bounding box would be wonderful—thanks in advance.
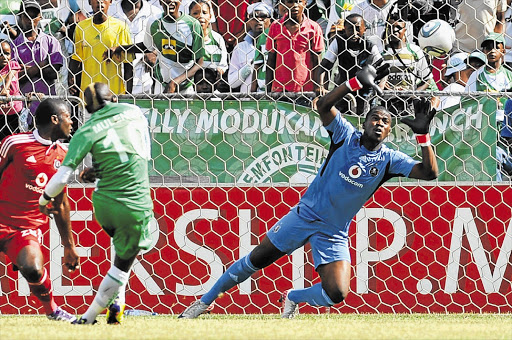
[266,207,350,268]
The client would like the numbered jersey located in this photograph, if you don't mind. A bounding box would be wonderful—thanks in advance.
[63,102,152,211]
[0,131,67,229]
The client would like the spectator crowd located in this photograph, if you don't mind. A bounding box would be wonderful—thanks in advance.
[0,0,511,179]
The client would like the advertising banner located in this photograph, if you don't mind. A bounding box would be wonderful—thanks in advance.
[1,185,510,314]
[132,98,497,183]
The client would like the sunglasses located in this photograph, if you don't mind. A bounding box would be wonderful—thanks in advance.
[249,14,270,20]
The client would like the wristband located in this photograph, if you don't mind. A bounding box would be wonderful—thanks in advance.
[346,77,363,92]
[415,133,431,147]
[39,192,52,206]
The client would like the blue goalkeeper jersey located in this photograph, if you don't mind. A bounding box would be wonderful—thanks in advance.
[298,113,418,238]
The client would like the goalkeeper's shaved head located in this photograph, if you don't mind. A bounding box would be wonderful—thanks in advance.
[84,82,113,113]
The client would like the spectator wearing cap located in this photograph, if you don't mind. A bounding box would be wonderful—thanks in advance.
[466,50,487,73]
[266,0,324,97]
[10,0,64,121]
[441,51,485,105]
[328,0,414,53]
[228,2,272,93]
[465,33,512,181]
[465,33,512,122]
[438,52,472,110]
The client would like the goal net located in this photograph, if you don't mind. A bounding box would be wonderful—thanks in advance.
[0,0,510,315]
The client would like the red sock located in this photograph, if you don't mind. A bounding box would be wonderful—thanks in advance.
[28,268,57,315]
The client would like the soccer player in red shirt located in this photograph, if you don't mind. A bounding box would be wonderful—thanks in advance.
[0,98,79,322]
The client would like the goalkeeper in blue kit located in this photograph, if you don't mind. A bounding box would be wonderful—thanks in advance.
[180,60,439,318]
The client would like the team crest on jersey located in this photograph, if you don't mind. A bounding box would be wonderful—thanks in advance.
[370,166,379,177]
[162,39,177,55]
[348,165,362,179]
[54,159,61,169]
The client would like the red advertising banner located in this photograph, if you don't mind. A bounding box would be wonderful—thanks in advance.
[1,185,511,314]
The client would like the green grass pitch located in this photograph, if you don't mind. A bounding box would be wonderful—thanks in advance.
[1,314,511,340]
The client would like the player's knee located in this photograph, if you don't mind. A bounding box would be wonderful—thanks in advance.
[19,265,44,283]
[249,240,285,269]
[324,286,349,304]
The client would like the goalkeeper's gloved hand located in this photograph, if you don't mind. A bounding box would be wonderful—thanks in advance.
[401,97,437,146]
[401,97,437,134]
[346,58,390,96]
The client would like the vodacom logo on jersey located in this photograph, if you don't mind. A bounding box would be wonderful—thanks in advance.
[348,165,362,179]
[35,173,48,187]
[339,164,364,188]
[25,172,48,194]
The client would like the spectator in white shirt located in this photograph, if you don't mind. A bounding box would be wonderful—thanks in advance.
[227,2,272,93]
[108,0,162,94]
[438,51,485,110]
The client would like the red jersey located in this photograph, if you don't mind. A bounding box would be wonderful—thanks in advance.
[0,131,67,229]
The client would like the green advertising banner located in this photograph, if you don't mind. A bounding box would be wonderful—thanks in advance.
[127,98,497,183]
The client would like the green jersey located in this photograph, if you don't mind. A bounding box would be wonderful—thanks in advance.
[253,28,269,92]
[63,102,152,211]
[203,30,228,73]
[145,14,205,89]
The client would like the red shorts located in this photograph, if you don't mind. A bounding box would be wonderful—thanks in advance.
[0,223,43,264]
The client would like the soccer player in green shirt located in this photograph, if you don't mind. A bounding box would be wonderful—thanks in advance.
[38,82,153,324]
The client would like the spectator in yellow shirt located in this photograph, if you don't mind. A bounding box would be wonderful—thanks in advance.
[68,0,134,96]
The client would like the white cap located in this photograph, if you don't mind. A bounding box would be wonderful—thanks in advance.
[247,2,273,17]
[445,52,469,77]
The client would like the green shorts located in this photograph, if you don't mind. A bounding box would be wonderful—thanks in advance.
[92,193,153,260]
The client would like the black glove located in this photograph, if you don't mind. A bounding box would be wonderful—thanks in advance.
[353,58,390,96]
[400,97,436,134]
[79,167,97,183]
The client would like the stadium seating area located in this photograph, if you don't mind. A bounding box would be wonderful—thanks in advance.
[0,1,510,180]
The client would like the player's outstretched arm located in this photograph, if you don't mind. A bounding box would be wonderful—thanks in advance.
[316,59,390,126]
[402,97,439,180]
[52,192,80,272]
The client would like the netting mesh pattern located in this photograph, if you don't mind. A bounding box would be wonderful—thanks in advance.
[0,0,511,314]
[1,185,510,314]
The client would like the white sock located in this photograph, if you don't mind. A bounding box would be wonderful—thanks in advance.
[116,284,127,306]
[81,266,130,323]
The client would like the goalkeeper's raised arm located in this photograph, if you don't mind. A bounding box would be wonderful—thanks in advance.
[316,59,438,181]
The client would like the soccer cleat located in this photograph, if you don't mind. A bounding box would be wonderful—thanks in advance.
[47,307,77,323]
[280,290,299,319]
[178,300,213,319]
[72,317,98,325]
[106,298,125,324]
